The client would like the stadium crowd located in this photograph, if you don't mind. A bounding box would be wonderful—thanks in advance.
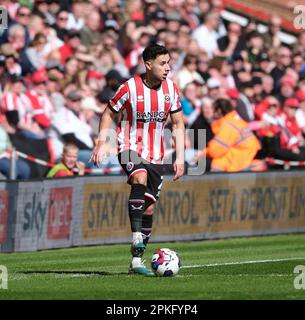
[1,0,305,178]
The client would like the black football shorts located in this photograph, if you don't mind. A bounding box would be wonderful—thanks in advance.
[118,150,164,203]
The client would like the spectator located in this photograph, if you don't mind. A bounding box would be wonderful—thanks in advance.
[0,122,31,179]
[6,24,34,75]
[180,0,200,30]
[195,98,264,172]
[66,0,85,30]
[217,21,245,58]
[190,97,214,151]
[208,56,235,91]
[0,43,22,76]
[175,54,204,90]
[0,6,31,48]
[61,56,80,90]
[262,15,282,52]
[206,77,221,100]
[46,143,85,177]
[181,81,202,126]
[33,0,56,26]
[80,11,102,47]
[276,75,296,105]
[97,69,125,106]
[148,10,167,32]
[1,75,45,139]
[52,10,70,41]
[226,88,251,122]
[270,46,292,93]
[25,32,48,70]
[293,31,305,56]
[192,11,220,58]
[52,90,94,166]
[238,81,255,122]
[0,54,10,93]
[295,89,305,136]
[245,31,264,69]
[261,74,274,98]
[166,11,183,34]
[59,29,81,64]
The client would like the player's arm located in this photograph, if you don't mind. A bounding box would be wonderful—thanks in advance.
[171,110,185,181]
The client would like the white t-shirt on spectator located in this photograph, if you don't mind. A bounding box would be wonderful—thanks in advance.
[52,106,94,149]
[296,109,305,129]
[67,13,85,30]
[192,25,219,58]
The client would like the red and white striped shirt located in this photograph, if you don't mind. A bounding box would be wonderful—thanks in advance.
[109,75,181,164]
[1,92,34,126]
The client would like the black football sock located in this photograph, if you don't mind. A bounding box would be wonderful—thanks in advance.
[141,214,153,246]
[128,184,146,233]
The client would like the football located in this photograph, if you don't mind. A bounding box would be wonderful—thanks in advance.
[151,248,180,276]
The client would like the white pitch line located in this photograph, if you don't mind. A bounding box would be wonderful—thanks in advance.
[181,257,305,269]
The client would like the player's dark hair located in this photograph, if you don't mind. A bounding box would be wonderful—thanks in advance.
[142,44,169,62]
[213,99,233,116]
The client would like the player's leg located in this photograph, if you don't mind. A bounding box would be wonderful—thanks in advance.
[128,172,154,276]
[118,150,154,276]
[141,200,155,247]
[142,163,163,247]
[129,172,147,255]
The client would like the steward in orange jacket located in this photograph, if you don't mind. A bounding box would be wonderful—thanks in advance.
[197,99,266,172]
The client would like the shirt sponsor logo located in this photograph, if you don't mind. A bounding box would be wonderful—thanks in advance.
[136,111,168,123]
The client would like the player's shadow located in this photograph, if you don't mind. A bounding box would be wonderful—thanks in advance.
[20,270,127,276]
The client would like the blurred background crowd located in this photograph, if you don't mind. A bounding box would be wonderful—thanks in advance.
[1,0,305,178]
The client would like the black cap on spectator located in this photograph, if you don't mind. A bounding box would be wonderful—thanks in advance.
[97,88,113,104]
[67,91,82,101]
[252,76,263,85]
[9,74,25,84]
[232,53,244,62]
[67,29,81,39]
[240,81,253,90]
[257,52,269,62]
[150,10,166,21]
[104,19,120,32]
[247,30,261,41]
[106,69,125,83]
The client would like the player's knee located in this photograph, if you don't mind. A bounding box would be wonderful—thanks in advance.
[130,172,147,185]
[145,203,155,215]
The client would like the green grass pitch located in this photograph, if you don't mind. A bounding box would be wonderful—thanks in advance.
[1,234,305,299]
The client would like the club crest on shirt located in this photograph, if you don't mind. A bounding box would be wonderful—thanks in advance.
[164,94,170,102]
[126,162,134,172]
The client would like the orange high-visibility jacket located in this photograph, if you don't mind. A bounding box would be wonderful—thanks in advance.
[205,111,264,172]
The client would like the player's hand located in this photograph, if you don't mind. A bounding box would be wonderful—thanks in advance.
[89,143,107,167]
[173,160,184,181]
